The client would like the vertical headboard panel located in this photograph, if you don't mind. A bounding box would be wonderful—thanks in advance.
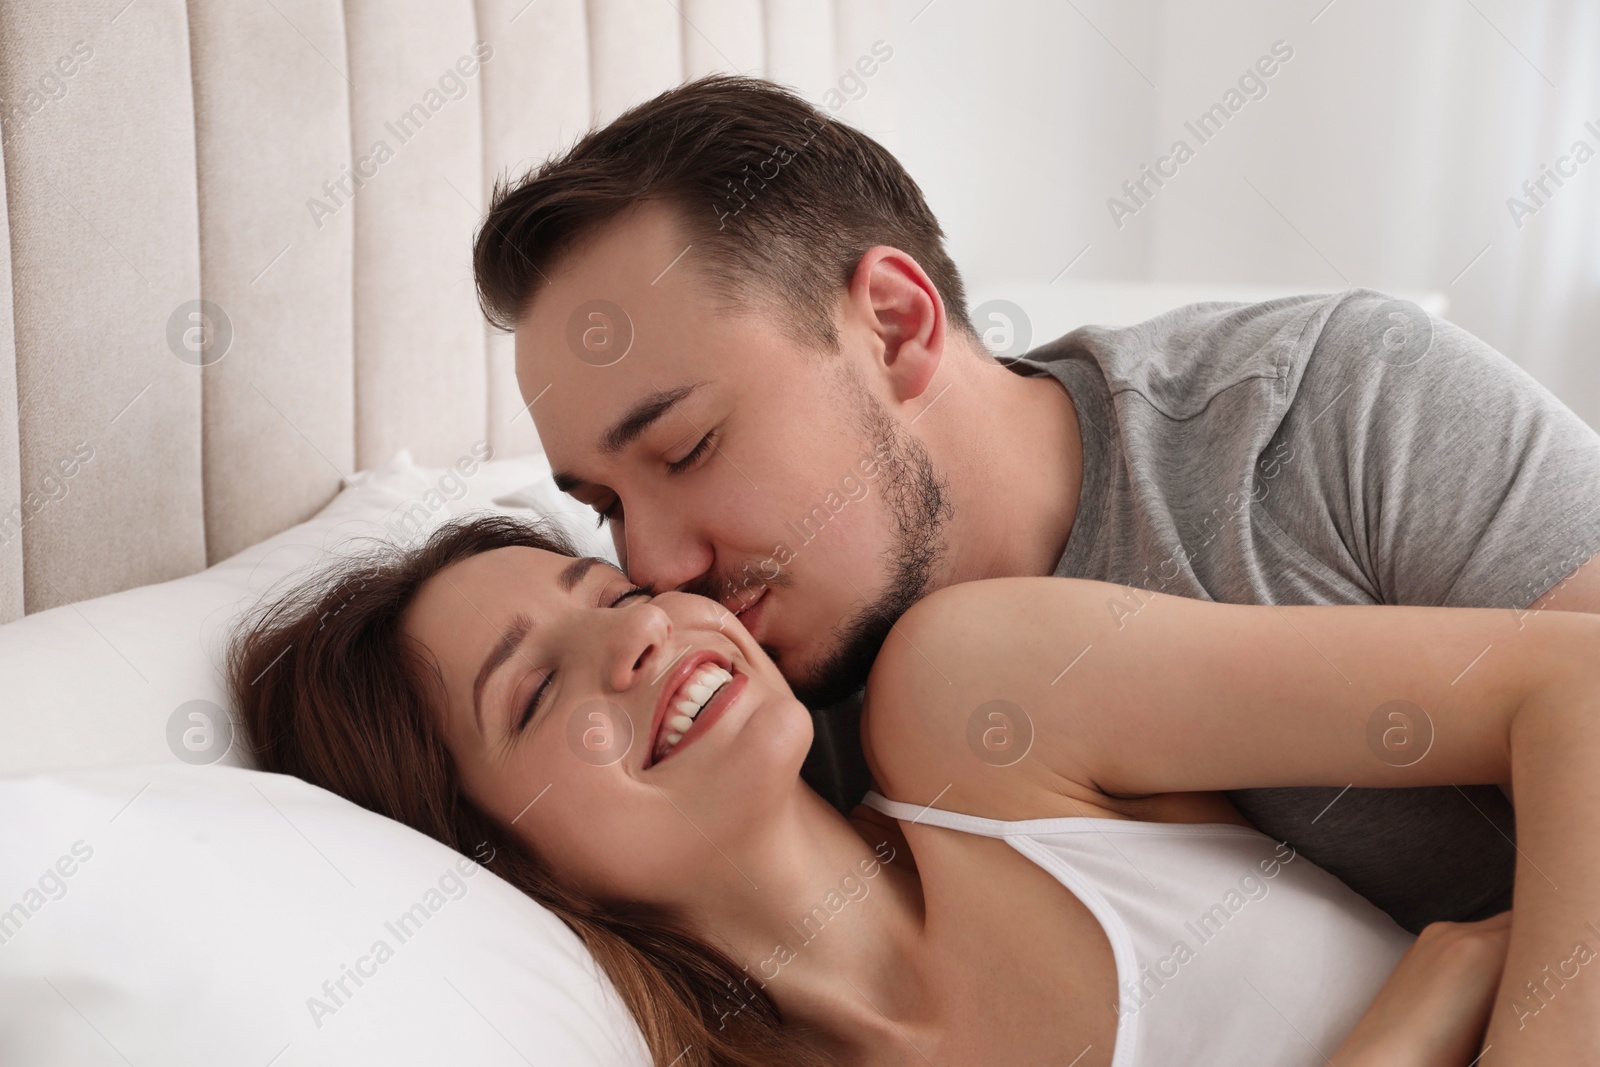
[476,0,591,460]
[683,0,768,79]
[345,0,488,469]
[0,140,19,623]
[0,1,864,616]
[189,0,356,563]
[587,0,685,125]
[764,0,836,98]
[1,0,206,613]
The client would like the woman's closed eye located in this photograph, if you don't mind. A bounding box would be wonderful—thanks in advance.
[513,584,649,734]
[610,585,651,607]
[516,668,555,734]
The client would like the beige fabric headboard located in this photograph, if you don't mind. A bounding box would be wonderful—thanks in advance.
[0,0,885,621]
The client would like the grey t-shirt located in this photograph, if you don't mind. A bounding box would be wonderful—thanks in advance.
[1008,287,1600,932]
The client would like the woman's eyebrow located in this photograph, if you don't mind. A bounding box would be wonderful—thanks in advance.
[473,611,536,738]
[558,556,612,591]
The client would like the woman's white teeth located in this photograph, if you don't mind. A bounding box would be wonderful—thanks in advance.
[658,664,733,757]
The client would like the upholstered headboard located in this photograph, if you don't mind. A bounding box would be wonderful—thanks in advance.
[0,0,885,622]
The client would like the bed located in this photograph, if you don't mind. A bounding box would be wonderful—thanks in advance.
[0,3,1444,1063]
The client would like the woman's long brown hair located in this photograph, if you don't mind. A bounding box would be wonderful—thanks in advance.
[226,514,832,1066]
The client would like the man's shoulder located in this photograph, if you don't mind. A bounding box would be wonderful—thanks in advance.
[1016,287,1399,421]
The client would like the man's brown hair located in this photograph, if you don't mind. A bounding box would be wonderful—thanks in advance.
[473,73,975,351]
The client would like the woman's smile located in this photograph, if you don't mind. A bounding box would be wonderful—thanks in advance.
[648,657,750,767]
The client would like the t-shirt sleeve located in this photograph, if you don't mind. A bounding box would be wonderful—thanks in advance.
[1264,288,1600,610]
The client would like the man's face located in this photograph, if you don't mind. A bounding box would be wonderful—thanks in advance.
[516,201,950,706]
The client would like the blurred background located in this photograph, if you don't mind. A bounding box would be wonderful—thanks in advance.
[0,0,1595,616]
[805,0,1600,428]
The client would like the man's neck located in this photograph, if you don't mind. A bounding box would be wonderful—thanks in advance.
[925,340,1083,585]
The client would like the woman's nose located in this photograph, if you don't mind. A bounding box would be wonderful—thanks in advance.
[602,600,673,695]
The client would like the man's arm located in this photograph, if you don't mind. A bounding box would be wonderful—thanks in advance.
[1261,290,1600,615]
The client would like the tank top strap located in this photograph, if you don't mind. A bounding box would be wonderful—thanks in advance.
[859,790,1017,839]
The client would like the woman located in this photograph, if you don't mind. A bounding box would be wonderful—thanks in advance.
[229,514,1600,1066]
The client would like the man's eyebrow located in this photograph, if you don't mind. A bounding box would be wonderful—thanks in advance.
[472,611,535,738]
[551,384,704,491]
[598,383,701,457]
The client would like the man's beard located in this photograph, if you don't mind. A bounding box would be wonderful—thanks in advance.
[787,390,954,709]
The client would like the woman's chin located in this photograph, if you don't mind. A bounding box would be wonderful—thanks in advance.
[681,696,815,813]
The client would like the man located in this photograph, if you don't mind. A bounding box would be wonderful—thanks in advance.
[471,74,1600,933]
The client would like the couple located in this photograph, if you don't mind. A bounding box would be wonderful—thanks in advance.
[229,75,1600,1065]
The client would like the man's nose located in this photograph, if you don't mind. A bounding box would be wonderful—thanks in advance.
[621,507,714,594]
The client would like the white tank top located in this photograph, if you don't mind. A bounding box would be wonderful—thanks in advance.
[860,791,1413,1067]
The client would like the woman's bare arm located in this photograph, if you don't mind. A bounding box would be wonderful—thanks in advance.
[861,576,1600,1065]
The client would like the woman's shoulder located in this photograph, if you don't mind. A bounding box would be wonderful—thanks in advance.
[866,574,1121,686]
[876,575,1115,645]
[859,576,1119,810]
[883,574,1132,636]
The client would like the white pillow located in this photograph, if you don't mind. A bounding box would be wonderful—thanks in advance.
[0,762,646,1065]
[0,452,645,1063]
[0,449,613,778]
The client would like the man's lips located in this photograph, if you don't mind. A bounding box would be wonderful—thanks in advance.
[646,649,730,768]
[731,586,769,643]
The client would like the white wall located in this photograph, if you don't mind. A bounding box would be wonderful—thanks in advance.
[874,0,1600,427]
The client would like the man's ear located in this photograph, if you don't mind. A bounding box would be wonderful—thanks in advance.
[846,246,946,403]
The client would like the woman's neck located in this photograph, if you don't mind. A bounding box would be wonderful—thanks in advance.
[673,783,937,1057]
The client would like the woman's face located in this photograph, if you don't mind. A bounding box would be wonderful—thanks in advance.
[402,546,814,911]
